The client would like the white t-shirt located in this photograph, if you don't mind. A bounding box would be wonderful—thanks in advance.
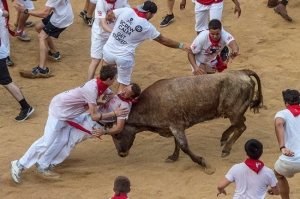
[46,0,74,28]
[191,29,234,66]
[275,109,300,162]
[104,7,160,60]
[49,79,111,120]
[0,9,8,59]
[99,94,132,122]
[93,0,130,36]
[226,163,278,199]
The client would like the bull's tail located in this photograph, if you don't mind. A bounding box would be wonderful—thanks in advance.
[243,70,264,113]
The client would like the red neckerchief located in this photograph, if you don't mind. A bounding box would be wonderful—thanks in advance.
[1,0,22,36]
[287,105,300,117]
[133,8,147,19]
[214,54,227,72]
[96,78,109,98]
[117,94,138,104]
[111,193,128,199]
[209,34,220,47]
[244,158,264,174]
[105,0,116,9]
[66,121,101,139]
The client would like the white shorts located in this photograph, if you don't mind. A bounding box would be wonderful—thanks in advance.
[90,30,109,59]
[274,159,300,178]
[90,0,97,4]
[103,46,134,85]
[18,0,34,10]
[194,1,223,32]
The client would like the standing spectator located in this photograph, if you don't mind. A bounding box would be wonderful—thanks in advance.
[217,139,279,198]
[273,89,300,199]
[0,8,34,122]
[103,0,191,93]
[87,0,130,80]
[110,176,131,199]
[14,0,35,41]
[188,19,239,75]
[80,0,96,26]
[159,0,186,27]
[10,65,128,183]
[0,0,14,66]
[14,0,74,76]
[274,0,292,22]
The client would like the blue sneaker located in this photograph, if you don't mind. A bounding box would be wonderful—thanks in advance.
[31,66,50,75]
[48,50,61,60]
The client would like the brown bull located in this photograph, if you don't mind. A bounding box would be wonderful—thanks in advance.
[112,69,263,169]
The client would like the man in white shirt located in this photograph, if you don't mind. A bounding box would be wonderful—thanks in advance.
[273,89,300,199]
[217,139,279,198]
[188,19,239,75]
[87,0,130,80]
[10,65,129,183]
[14,0,74,76]
[35,83,141,177]
[102,0,191,93]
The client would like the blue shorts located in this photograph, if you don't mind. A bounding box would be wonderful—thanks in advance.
[42,13,66,39]
[0,58,12,85]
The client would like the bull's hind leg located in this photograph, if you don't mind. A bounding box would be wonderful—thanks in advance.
[220,116,246,146]
[169,126,206,168]
[165,137,180,163]
[221,116,247,158]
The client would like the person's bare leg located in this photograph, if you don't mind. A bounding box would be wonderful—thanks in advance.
[167,0,175,15]
[38,31,49,70]
[3,82,25,101]
[47,37,58,54]
[275,170,290,199]
[83,0,89,13]
[86,2,96,19]
[117,83,126,93]
[87,58,101,80]
[17,13,30,32]
[15,11,21,25]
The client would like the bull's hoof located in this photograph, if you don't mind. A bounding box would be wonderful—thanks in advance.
[200,158,207,168]
[164,158,175,163]
[220,141,227,147]
[204,167,216,175]
[221,151,230,158]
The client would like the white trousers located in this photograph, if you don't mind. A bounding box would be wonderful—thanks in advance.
[19,114,68,168]
[37,114,103,169]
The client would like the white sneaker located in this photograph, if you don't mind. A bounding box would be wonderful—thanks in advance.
[37,168,60,178]
[18,34,31,41]
[11,160,22,183]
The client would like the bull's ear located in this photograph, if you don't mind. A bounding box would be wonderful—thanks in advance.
[112,133,122,139]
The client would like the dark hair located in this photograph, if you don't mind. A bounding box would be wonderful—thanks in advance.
[113,176,131,194]
[99,65,117,81]
[282,89,300,105]
[244,139,263,160]
[208,19,222,30]
[130,83,141,98]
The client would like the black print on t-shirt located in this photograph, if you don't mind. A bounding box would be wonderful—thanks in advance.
[113,20,135,44]
[135,25,142,32]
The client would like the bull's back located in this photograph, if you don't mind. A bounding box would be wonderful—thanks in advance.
[128,70,254,129]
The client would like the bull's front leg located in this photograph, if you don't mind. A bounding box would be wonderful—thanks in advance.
[169,127,206,168]
[165,137,180,163]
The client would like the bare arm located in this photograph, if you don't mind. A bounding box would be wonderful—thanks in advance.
[106,10,116,22]
[91,118,125,137]
[180,0,186,10]
[228,40,239,60]
[88,103,129,121]
[268,184,280,195]
[153,34,191,53]
[217,177,231,196]
[15,3,53,18]
[232,0,241,17]
[1,10,8,17]
[100,18,113,33]
[275,117,294,156]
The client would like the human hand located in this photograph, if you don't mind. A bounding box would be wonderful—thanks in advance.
[91,129,102,138]
[14,3,26,13]
[1,10,9,17]
[217,189,226,196]
[114,104,129,117]
[267,188,274,195]
[180,0,186,10]
[282,147,294,157]
[193,67,205,76]
[102,93,114,102]
[234,4,241,18]
[182,44,192,53]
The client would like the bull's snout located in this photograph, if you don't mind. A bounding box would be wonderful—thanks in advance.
[118,151,129,157]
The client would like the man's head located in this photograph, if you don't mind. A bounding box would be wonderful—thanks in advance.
[137,1,157,20]
[282,89,300,105]
[244,139,263,160]
[113,176,131,194]
[99,65,117,86]
[119,83,141,99]
[208,19,222,41]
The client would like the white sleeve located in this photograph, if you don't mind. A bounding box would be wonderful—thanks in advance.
[221,30,235,45]
[95,0,107,19]
[123,0,130,8]
[113,7,127,18]
[275,110,286,120]
[225,165,236,183]
[46,0,60,8]
[147,24,160,41]
[191,34,204,54]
